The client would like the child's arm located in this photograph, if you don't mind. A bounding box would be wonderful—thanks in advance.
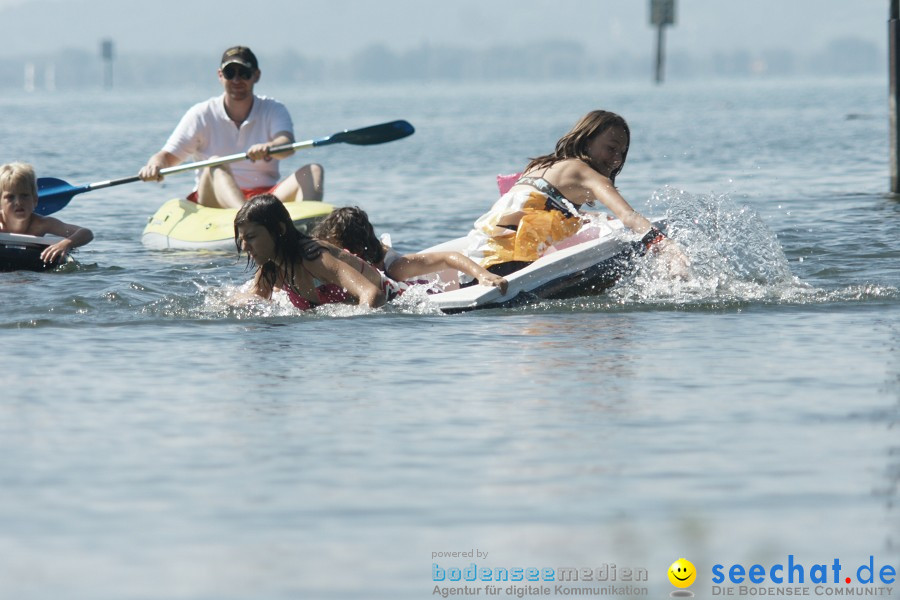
[227,271,272,306]
[387,252,508,294]
[575,165,691,279]
[248,269,273,299]
[34,216,93,264]
[307,251,386,308]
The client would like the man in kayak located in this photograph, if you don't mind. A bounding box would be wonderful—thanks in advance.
[138,46,323,209]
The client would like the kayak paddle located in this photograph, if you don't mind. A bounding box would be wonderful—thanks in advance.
[35,119,415,216]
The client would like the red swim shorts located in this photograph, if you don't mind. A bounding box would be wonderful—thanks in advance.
[186,186,276,204]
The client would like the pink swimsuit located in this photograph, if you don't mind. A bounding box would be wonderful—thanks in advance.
[281,256,406,311]
[283,282,349,311]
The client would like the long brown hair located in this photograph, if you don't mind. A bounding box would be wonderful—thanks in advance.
[234,194,324,296]
[524,110,630,184]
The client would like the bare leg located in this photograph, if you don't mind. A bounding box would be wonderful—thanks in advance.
[196,163,245,209]
[273,163,324,202]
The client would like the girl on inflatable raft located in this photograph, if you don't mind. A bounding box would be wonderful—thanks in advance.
[464,110,689,278]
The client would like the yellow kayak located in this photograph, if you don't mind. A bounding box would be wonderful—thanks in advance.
[141,198,334,251]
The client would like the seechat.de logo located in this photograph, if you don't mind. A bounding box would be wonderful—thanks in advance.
[711,555,897,586]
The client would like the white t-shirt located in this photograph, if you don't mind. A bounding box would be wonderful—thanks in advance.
[163,94,294,190]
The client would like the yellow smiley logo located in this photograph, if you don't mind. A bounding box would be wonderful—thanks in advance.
[668,558,697,588]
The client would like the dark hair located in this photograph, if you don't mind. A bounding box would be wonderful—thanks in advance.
[524,110,630,184]
[312,206,385,265]
[234,194,323,295]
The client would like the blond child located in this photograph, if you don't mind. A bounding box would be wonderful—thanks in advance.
[0,162,93,265]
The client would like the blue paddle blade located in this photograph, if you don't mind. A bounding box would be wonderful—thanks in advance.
[35,177,85,216]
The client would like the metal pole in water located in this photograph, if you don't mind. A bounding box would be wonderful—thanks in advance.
[650,0,675,85]
[891,0,900,192]
[101,39,114,90]
[655,23,666,84]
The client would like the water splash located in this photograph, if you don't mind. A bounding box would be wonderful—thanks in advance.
[188,280,388,320]
[607,188,898,307]
[658,187,792,280]
[137,278,296,320]
[384,283,444,315]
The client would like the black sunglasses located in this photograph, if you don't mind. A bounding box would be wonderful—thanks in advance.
[222,64,254,80]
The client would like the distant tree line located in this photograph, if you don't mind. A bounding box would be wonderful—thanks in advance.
[0,37,884,92]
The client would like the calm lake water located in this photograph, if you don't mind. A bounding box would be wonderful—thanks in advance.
[1,77,898,600]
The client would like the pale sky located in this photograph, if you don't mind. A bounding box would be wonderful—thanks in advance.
[0,0,889,60]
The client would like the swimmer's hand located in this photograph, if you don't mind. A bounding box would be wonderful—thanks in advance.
[226,284,267,307]
[479,273,509,295]
[655,239,692,280]
[40,239,71,265]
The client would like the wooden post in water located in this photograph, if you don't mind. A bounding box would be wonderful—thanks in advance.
[891,0,900,192]
[650,0,676,84]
